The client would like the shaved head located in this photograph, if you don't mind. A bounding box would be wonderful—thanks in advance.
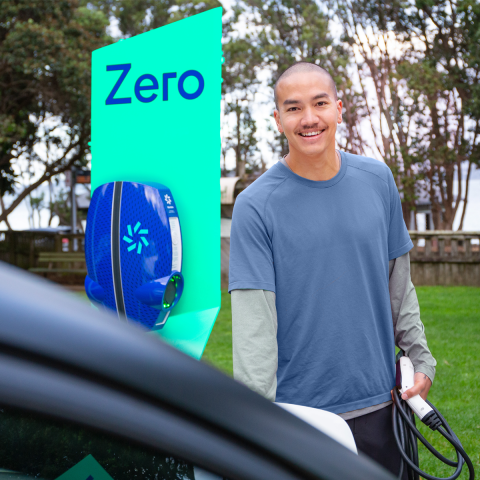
[274,62,338,109]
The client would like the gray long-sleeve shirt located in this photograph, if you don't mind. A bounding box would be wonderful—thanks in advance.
[231,252,436,420]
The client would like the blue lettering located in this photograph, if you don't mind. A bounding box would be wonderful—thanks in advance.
[106,64,132,105]
[104,66,204,104]
[178,70,204,100]
[134,74,159,103]
[163,72,177,101]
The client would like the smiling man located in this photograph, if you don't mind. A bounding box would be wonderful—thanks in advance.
[228,62,436,476]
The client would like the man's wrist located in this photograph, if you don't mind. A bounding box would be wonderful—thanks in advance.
[413,364,435,385]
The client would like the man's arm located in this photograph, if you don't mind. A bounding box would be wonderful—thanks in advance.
[389,252,436,400]
[231,289,278,401]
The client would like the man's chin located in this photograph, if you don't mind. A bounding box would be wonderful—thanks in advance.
[291,143,328,158]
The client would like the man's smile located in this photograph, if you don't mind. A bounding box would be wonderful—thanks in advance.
[298,129,326,138]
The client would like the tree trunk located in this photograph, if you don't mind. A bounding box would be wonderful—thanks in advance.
[458,161,473,231]
[235,104,246,177]
[0,196,12,230]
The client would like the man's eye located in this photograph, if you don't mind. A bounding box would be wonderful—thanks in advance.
[317,101,326,106]
[287,107,298,111]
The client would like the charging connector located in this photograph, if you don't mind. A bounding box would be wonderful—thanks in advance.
[421,410,442,431]
[393,356,475,480]
[397,356,433,420]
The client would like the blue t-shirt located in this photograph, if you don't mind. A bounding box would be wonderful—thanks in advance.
[228,151,413,414]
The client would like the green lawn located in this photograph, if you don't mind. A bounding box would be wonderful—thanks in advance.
[202,290,233,376]
[412,287,480,479]
[202,287,480,479]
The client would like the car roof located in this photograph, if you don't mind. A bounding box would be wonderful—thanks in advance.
[0,262,394,480]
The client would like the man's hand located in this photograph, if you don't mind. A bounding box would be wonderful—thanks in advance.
[401,372,432,401]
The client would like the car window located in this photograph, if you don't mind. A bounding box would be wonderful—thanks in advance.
[0,406,225,480]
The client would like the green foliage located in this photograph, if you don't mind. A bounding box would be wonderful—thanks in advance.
[224,100,259,175]
[242,0,332,80]
[90,0,224,38]
[0,0,111,223]
[221,28,263,175]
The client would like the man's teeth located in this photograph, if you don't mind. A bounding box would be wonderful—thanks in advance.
[300,130,323,137]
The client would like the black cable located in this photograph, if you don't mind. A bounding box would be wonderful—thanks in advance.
[392,388,475,480]
[406,408,419,480]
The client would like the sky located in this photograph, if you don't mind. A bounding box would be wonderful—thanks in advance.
[1,3,479,232]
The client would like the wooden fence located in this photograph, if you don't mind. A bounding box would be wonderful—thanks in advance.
[409,231,480,286]
[0,231,85,284]
[1,231,479,287]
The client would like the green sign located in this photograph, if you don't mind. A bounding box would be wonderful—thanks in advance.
[91,8,222,359]
[55,455,114,480]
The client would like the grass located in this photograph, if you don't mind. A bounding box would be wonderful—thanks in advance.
[202,290,233,376]
[412,287,480,479]
[201,287,480,479]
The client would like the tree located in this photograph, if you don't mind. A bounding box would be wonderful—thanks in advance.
[0,0,111,227]
[334,0,480,229]
[26,191,45,229]
[92,0,223,38]
[399,0,480,230]
[46,186,87,232]
[222,32,263,176]
[224,99,259,176]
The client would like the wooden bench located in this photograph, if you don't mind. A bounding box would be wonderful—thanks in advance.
[29,252,87,274]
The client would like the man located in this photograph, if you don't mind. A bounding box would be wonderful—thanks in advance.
[228,62,436,476]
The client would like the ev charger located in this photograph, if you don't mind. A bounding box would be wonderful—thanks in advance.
[84,181,184,330]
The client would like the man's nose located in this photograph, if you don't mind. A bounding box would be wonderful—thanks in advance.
[301,106,318,127]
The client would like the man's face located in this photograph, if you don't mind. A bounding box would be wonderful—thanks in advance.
[273,71,342,158]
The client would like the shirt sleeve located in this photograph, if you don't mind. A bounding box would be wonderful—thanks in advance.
[231,289,278,401]
[228,193,276,293]
[389,252,437,383]
[387,168,414,260]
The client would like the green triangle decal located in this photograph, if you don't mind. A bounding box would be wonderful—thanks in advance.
[55,454,114,480]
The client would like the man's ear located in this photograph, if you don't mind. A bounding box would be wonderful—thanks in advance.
[273,109,284,133]
[337,100,343,124]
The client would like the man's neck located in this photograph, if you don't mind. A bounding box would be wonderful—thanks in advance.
[284,148,340,181]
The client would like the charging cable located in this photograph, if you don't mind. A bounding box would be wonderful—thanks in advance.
[392,356,475,480]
